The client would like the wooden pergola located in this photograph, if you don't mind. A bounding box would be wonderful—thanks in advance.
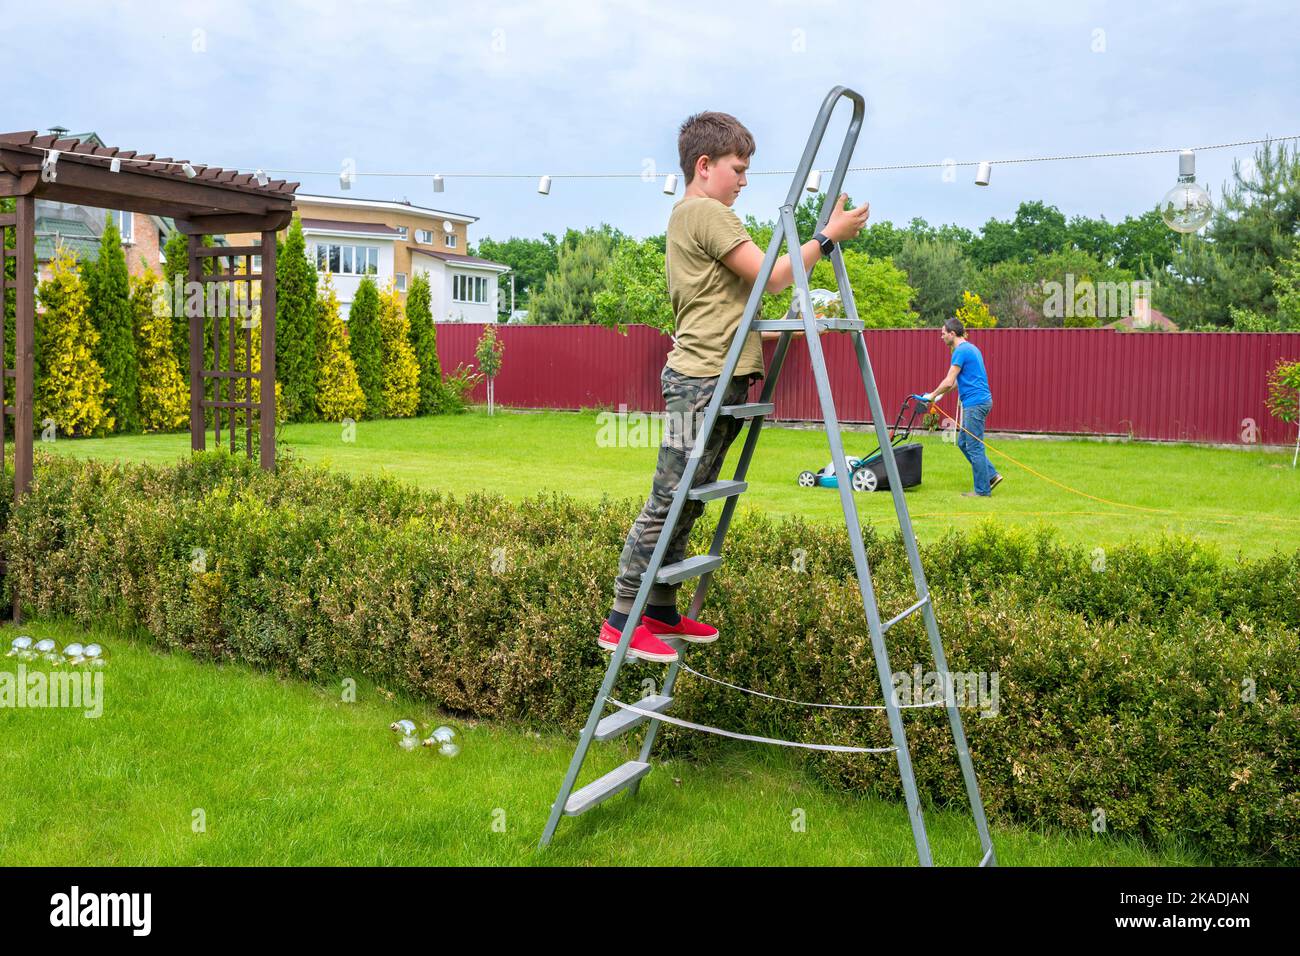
[1,134,299,624]
[0,131,298,621]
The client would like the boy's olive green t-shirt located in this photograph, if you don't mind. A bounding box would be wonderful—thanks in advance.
[664,196,765,380]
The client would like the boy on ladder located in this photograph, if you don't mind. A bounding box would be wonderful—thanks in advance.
[600,110,871,663]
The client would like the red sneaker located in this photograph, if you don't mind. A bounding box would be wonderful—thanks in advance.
[598,620,679,663]
[642,613,719,644]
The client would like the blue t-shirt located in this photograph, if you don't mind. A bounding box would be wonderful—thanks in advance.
[950,341,992,406]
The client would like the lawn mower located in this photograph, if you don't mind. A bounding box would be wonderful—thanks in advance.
[796,395,927,492]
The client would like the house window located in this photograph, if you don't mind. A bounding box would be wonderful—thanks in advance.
[416,229,433,245]
[114,210,133,243]
[394,225,408,240]
[252,255,263,273]
[452,273,488,303]
[395,272,407,292]
[310,243,379,275]
[445,233,458,248]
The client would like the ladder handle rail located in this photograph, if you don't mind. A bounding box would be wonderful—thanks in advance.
[784,86,866,213]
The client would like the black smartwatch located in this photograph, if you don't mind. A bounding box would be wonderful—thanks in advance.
[814,231,835,257]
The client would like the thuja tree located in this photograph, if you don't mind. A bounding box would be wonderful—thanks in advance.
[275,216,320,422]
[347,276,385,418]
[84,214,140,432]
[405,271,444,414]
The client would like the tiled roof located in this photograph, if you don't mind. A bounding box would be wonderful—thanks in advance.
[36,216,96,237]
[35,234,100,264]
[301,218,403,236]
[407,246,509,269]
[0,130,299,198]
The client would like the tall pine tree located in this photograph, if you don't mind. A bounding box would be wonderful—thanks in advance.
[405,271,443,414]
[275,216,319,422]
[85,214,140,431]
[1159,140,1300,326]
[347,276,385,418]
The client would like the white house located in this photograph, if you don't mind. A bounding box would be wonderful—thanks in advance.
[409,247,512,324]
[271,194,511,322]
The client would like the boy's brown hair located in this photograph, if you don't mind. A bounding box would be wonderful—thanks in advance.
[677,111,756,184]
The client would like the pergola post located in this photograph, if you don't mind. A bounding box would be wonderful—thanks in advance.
[13,194,33,501]
[188,234,205,454]
[259,229,276,471]
[10,193,34,624]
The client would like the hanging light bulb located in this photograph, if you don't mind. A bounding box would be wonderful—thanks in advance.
[975,161,992,186]
[182,163,198,179]
[41,150,60,182]
[1160,149,1213,233]
[662,173,678,195]
[432,174,444,193]
[804,169,822,193]
[537,175,552,195]
[110,157,122,174]
[254,168,269,187]
[340,169,354,190]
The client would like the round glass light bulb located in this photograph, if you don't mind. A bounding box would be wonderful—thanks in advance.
[1160,181,1213,233]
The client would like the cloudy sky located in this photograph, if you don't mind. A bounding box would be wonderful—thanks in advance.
[6,0,1297,244]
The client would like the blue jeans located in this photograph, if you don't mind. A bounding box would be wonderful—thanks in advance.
[957,401,998,495]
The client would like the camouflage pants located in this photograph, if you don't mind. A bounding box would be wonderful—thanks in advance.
[612,365,761,614]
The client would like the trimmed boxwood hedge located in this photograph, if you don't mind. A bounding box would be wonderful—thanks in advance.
[2,449,1295,863]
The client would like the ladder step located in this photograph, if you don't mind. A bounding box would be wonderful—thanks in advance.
[688,479,747,502]
[656,554,722,585]
[722,402,773,418]
[564,760,651,815]
[595,695,674,740]
[753,317,864,332]
[881,595,930,634]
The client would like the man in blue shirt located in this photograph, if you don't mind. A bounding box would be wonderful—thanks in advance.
[921,318,1003,497]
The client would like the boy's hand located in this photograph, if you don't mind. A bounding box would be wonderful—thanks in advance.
[824,193,870,243]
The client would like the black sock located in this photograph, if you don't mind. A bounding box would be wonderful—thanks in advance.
[607,610,629,631]
[646,603,681,626]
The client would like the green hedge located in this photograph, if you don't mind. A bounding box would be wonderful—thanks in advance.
[2,450,1295,863]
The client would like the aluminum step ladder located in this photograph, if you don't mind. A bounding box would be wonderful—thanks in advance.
[538,86,996,866]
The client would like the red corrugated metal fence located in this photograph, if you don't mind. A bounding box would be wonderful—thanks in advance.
[433,324,1300,446]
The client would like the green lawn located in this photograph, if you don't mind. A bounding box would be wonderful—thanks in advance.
[30,406,1300,558]
[0,617,1208,866]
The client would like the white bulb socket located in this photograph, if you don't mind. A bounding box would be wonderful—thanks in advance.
[805,169,822,192]
[976,161,992,186]
[663,173,678,195]
[537,175,552,195]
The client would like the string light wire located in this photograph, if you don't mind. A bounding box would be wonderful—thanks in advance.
[33,133,1300,183]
